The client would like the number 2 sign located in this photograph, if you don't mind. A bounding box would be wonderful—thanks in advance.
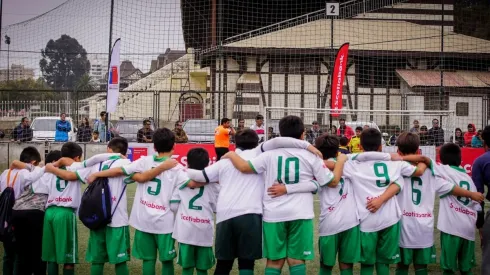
[326,2,340,16]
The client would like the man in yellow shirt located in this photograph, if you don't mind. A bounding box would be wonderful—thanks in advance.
[215,118,236,160]
[348,126,363,153]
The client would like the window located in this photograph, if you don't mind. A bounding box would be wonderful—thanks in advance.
[456,102,469,116]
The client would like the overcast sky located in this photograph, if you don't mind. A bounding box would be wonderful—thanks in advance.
[3,0,67,26]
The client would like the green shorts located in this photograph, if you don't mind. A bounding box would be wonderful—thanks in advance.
[360,222,401,265]
[215,214,262,260]
[177,243,215,270]
[319,225,361,266]
[86,226,131,264]
[400,246,436,265]
[132,230,176,262]
[440,232,476,272]
[42,206,79,264]
[263,219,314,261]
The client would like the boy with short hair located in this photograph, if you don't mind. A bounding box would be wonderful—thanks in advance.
[339,136,350,154]
[436,143,481,275]
[391,133,483,275]
[348,127,362,153]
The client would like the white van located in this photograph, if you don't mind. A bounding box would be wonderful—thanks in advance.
[31,116,77,142]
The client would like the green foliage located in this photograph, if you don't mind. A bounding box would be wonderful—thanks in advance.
[40,34,91,90]
[454,0,490,41]
[75,73,96,91]
[0,78,56,101]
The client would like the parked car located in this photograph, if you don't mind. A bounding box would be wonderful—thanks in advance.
[31,116,76,142]
[115,120,156,142]
[183,119,219,143]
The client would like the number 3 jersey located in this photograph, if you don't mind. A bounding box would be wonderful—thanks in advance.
[122,155,188,234]
[398,161,454,249]
[435,164,481,241]
[172,182,219,247]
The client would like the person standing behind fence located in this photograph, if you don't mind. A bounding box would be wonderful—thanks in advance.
[173,121,188,144]
[77,118,92,142]
[12,117,33,142]
[428,118,445,146]
[137,119,154,143]
[54,113,71,142]
[215,118,235,160]
[94,111,114,142]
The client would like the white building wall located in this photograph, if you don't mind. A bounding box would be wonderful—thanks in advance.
[449,96,484,130]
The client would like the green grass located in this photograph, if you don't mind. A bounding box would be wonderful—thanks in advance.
[1,184,483,274]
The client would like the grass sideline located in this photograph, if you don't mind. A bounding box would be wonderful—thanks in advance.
[1,183,483,274]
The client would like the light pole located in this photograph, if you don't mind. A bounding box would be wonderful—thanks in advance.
[4,35,10,82]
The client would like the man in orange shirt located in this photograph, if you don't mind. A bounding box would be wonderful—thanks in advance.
[215,118,236,160]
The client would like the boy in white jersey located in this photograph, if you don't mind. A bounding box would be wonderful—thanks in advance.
[87,128,189,275]
[341,129,426,275]
[223,116,344,275]
[436,143,481,275]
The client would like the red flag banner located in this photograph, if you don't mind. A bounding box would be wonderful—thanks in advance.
[330,43,350,117]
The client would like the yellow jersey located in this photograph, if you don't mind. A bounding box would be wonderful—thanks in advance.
[348,136,363,153]
[215,125,231,148]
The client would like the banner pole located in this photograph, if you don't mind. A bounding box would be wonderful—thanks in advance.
[106,0,115,141]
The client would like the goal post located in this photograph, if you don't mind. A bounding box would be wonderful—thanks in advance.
[263,106,456,144]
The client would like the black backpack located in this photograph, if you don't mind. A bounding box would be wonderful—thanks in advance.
[78,160,126,230]
[0,170,19,242]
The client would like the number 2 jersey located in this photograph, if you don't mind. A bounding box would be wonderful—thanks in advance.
[398,161,454,249]
[436,165,480,241]
[172,182,219,247]
[122,155,188,234]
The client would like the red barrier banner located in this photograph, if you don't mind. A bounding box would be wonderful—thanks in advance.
[330,43,350,117]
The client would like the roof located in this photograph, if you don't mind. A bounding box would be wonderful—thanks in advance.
[396,69,490,88]
[120,60,140,79]
[225,19,490,56]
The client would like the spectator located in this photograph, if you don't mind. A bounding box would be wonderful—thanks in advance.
[409,120,420,133]
[419,125,429,146]
[339,136,350,154]
[330,125,338,136]
[0,130,5,139]
[337,118,354,139]
[94,111,115,142]
[472,130,484,148]
[450,128,465,147]
[214,118,235,160]
[389,127,401,146]
[428,118,445,146]
[236,118,246,132]
[77,117,92,142]
[54,113,71,142]
[348,126,363,153]
[91,131,101,143]
[173,121,188,144]
[306,121,323,144]
[12,117,33,142]
[250,114,265,142]
[267,127,278,140]
[464,123,477,147]
[363,125,370,130]
[137,119,155,143]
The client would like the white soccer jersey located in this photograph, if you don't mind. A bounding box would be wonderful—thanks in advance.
[250,124,266,141]
[0,167,45,199]
[172,182,219,247]
[42,163,84,209]
[343,160,416,232]
[398,161,454,248]
[122,155,188,234]
[75,156,131,227]
[248,148,334,222]
[436,165,480,241]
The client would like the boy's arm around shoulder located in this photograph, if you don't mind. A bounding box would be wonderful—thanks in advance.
[366,179,402,213]
[45,164,78,181]
[222,151,255,173]
[325,154,348,188]
[131,159,178,183]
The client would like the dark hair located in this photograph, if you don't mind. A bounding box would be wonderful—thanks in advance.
[256,114,264,120]
[60,112,66,116]
[61,142,83,159]
[355,126,362,131]
[360,128,382,152]
[144,119,151,125]
[279,115,304,139]
[339,136,349,146]
[468,124,474,128]
[455,127,462,133]
[439,143,461,166]
[432,118,439,123]
[21,117,28,123]
[187,148,209,170]
[339,118,345,122]
[396,132,420,155]
[108,137,128,155]
[19,146,41,165]
[315,134,339,160]
[93,131,99,134]
[100,111,107,117]
[174,121,181,127]
[221,118,230,125]
[153,128,175,153]
[420,125,428,131]
[238,118,245,122]
[235,129,259,150]
[482,126,490,146]
[46,150,62,164]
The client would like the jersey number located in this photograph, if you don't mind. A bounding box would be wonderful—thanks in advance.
[411,177,423,205]
[457,181,470,206]
[147,178,162,196]
[189,187,204,210]
[56,177,69,192]
[374,163,390,187]
[277,156,299,184]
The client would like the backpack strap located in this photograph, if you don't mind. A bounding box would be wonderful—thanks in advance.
[108,158,125,217]
[6,169,19,188]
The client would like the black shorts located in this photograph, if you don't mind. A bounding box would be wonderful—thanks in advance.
[215,214,263,260]
[215,147,229,161]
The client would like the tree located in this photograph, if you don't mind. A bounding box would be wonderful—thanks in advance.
[75,73,96,91]
[0,78,55,101]
[40,35,91,90]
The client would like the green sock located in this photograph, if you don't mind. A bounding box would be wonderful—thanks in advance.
[264,267,281,275]
[375,263,389,275]
[196,269,207,275]
[63,267,75,275]
[161,261,174,275]
[396,268,409,275]
[442,271,454,275]
[461,271,473,275]
[142,260,156,275]
[289,264,306,275]
[48,263,59,275]
[182,267,194,275]
[319,265,332,275]
[239,270,254,275]
[360,264,374,275]
[115,262,129,275]
[90,264,104,275]
[340,268,353,275]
